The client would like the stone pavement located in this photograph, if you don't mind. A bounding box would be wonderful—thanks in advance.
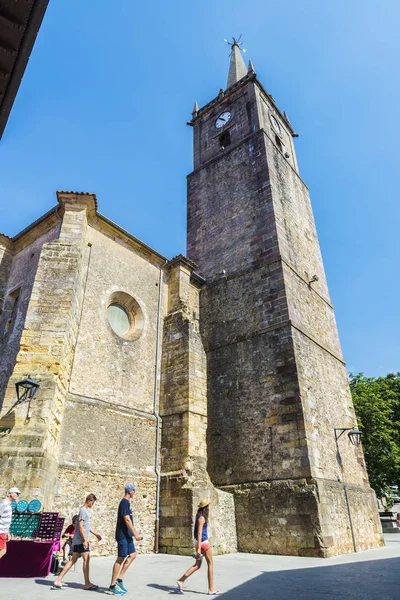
[1,534,399,600]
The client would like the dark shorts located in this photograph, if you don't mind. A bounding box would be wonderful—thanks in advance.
[72,543,90,554]
[117,537,135,558]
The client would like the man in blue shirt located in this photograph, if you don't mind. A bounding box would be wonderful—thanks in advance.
[109,483,142,595]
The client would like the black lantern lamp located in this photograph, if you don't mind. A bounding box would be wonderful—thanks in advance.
[334,426,362,447]
[15,376,40,405]
[347,428,362,446]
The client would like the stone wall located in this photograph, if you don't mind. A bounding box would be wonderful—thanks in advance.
[53,465,156,556]
[0,195,93,505]
[159,257,237,555]
[69,223,165,412]
[316,479,383,555]
[54,393,159,555]
[51,210,168,553]
[0,193,171,555]
[187,75,383,556]
[0,220,59,407]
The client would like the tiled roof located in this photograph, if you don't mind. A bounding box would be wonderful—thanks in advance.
[0,0,49,139]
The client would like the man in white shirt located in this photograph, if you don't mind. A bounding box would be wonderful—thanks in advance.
[0,486,21,559]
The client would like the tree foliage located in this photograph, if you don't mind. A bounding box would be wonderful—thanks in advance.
[350,372,400,496]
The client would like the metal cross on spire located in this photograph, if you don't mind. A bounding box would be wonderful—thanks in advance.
[224,35,247,55]
[225,35,248,89]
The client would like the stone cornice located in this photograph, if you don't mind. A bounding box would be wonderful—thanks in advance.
[168,254,198,272]
[57,191,97,217]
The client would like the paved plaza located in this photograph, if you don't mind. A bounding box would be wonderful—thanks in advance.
[1,534,399,600]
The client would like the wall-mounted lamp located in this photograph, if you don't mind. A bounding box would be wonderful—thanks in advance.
[15,376,40,421]
[334,427,362,447]
[15,376,40,404]
[308,274,319,285]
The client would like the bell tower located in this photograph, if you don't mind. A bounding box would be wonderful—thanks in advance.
[187,39,383,556]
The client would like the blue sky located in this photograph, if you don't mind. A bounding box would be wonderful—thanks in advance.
[1,1,399,377]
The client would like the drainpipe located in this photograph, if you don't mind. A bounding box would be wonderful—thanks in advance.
[153,261,167,552]
[343,483,357,552]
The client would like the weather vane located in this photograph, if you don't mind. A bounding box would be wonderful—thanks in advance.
[224,35,247,55]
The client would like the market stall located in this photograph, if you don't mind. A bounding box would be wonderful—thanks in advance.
[0,499,64,578]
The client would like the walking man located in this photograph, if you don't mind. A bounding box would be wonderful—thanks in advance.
[53,493,101,590]
[0,487,21,559]
[109,483,142,595]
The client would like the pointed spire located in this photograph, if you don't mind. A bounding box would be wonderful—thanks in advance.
[227,41,247,89]
[247,59,255,75]
[192,101,198,119]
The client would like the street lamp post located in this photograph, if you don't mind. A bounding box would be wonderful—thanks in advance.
[334,426,362,553]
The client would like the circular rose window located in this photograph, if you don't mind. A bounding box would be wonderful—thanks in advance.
[106,292,144,341]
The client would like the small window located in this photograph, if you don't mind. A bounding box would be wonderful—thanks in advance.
[219,130,231,149]
[106,291,145,341]
[275,135,282,152]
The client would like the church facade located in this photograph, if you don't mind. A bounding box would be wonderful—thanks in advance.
[0,44,383,557]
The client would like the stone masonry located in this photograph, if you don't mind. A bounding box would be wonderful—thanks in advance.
[0,194,234,556]
[0,46,383,558]
[159,255,236,555]
[0,193,167,554]
[186,55,383,556]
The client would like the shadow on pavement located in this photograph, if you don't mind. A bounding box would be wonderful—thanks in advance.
[212,556,400,599]
[34,579,108,593]
[148,583,208,595]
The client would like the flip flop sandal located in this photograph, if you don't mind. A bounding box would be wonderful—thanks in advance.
[174,587,184,594]
[85,585,99,591]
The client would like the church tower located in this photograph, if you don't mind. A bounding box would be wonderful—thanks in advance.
[187,40,383,556]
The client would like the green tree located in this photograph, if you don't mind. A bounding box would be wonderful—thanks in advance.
[350,372,400,496]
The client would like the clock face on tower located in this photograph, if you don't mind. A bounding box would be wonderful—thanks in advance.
[215,111,232,128]
[270,114,281,134]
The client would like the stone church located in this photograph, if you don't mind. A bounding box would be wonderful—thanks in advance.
[0,42,383,557]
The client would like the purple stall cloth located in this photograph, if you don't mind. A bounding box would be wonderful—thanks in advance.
[0,539,55,577]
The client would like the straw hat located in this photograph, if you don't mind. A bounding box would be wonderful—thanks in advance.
[198,499,210,509]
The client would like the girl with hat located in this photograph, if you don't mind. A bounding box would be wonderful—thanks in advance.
[175,499,220,595]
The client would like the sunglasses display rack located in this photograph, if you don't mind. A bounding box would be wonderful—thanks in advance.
[36,512,61,540]
[9,513,41,538]
[54,516,65,543]
[10,499,64,542]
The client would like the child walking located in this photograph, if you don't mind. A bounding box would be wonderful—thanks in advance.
[61,515,78,565]
[176,499,220,595]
